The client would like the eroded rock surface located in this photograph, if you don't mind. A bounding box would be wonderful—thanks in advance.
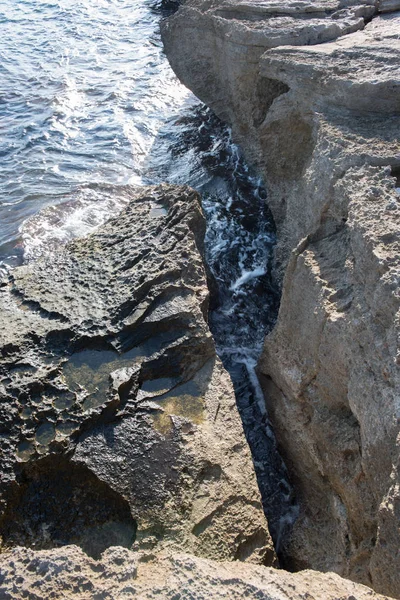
[0,184,274,565]
[0,545,395,600]
[162,0,379,154]
[162,3,400,597]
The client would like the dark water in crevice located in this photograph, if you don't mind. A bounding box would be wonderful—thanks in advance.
[154,105,298,551]
[0,0,297,555]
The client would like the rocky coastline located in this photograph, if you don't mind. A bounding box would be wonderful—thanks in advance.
[0,184,393,599]
[162,1,400,597]
[0,184,274,561]
[0,1,399,598]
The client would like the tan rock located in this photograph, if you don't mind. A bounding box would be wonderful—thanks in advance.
[162,3,400,597]
[0,184,273,566]
[0,545,395,600]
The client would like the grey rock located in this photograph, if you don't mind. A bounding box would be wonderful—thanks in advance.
[161,0,378,157]
[0,184,274,565]
[379,0,400,12]
[0,545,394,600]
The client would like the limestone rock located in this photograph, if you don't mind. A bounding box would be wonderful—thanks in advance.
[162,3,400,597]
[161,0,377,155]
[0,545,395,600]
[0,184,274,565]
[258,20,400,597]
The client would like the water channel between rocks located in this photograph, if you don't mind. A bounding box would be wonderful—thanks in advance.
[0,0,297,554]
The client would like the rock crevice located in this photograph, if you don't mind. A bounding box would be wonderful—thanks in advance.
[162,3,400,597]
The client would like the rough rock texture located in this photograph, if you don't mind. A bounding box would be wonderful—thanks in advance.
[0,545,395,600]
[162,4,400,264]
[0,184,274,565]
[162,0,378,158]
[162,3,400,597]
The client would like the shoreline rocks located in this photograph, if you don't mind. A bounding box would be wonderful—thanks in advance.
[0,184,273,564]
[0,183,392,600]
[161,3,400,596]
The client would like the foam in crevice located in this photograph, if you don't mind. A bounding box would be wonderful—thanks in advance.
[152,104,299,555]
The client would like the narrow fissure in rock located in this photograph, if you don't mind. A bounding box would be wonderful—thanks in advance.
[0,0,297,566]
[157,104,299,557]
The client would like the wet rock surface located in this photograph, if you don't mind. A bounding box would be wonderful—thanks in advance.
[162,2,400,597]
[0,545,395,600]
[0,184,274,564]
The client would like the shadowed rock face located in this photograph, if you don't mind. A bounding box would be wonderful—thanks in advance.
[0,184,274,565]
[0,457,137,559]
[162,2,400,597]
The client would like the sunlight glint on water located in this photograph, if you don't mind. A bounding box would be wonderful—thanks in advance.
[0,0,195,264]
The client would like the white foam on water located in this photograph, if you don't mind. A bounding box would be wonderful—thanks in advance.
[21,185,135,262]
[0,0,195,263]
[0,2,298,549]
[230,266,267,291]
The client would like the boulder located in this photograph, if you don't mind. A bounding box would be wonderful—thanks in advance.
[0,184,274,565]
[0,545,395,600]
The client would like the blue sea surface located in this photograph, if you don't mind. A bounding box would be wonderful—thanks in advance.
[0,0,194,263]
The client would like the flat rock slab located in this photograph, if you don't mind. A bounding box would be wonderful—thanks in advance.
[0,545,395,600]
[261,12,400,114]
[0,184,273,564]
